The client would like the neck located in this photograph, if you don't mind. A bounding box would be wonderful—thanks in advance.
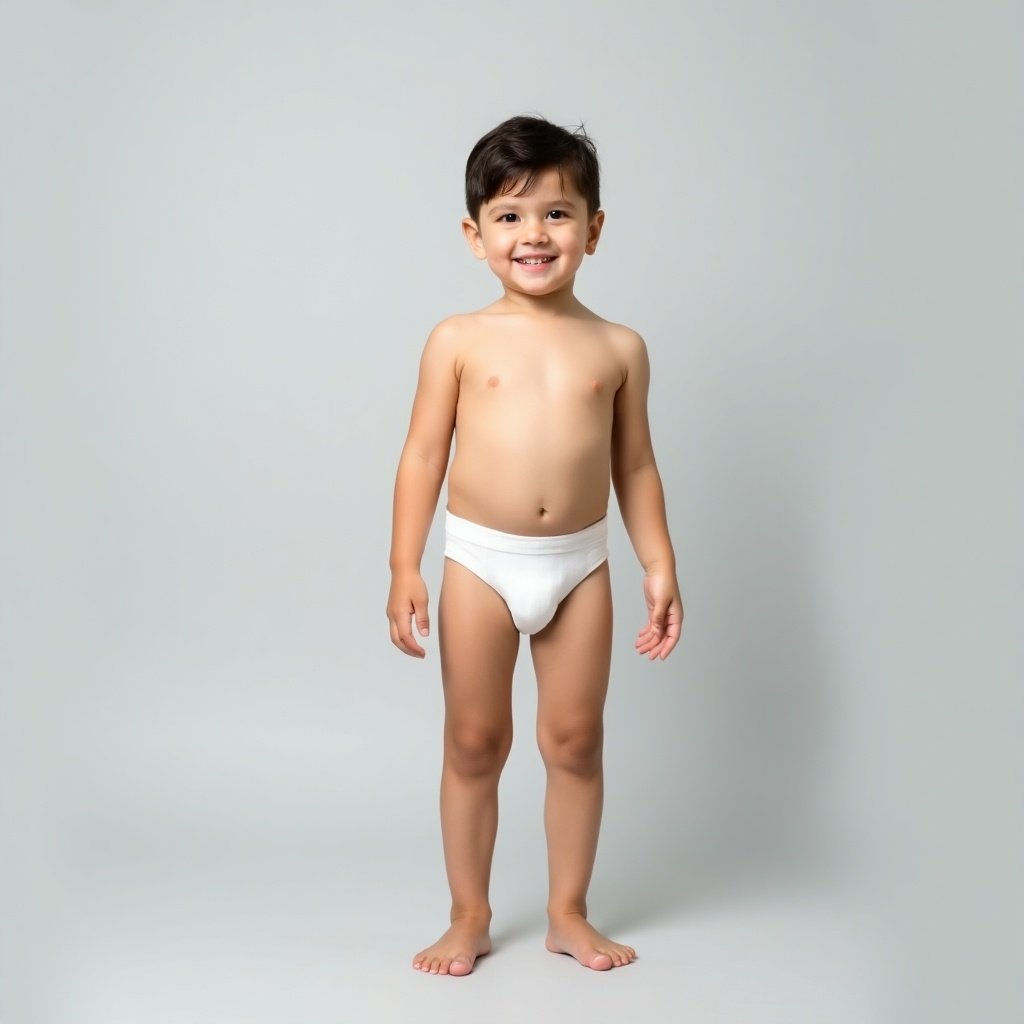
[497,282,584,317]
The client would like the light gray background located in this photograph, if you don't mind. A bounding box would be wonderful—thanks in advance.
[2,2,1020,1022]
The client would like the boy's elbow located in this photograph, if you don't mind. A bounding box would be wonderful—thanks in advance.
[406,443,450,477]
[611,456,656,485]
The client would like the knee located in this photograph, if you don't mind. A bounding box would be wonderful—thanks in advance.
[446,722,512,779]
[538,722,603,776]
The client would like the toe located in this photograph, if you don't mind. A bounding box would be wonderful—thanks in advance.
[590,951,613,971]
[450,957,472,976]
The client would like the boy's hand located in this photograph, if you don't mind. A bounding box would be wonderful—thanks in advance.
[387,571,431,658]
[635,571,683,661]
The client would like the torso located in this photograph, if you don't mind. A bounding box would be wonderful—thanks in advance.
[446,310,626,536]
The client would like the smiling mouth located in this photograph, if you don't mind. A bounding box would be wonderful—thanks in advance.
[514,256,555,264]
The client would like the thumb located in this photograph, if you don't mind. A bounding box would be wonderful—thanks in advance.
[414,596,430,637]
[650,599,670,633]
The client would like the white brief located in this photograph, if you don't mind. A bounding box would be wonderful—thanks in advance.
[444,510,609,635]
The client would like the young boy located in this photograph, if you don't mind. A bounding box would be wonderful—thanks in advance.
[387,115,682,976]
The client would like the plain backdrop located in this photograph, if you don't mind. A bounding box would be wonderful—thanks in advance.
[1,2,1020,1022]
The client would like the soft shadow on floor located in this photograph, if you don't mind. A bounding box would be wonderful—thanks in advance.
[595,838,835,936]
[489,916,541,948]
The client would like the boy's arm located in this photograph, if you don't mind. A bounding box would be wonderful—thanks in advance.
[610,329,683,661]
[387,320,461,658]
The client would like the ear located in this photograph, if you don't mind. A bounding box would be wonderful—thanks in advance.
[585,209,605,255]
[462,217,486,260]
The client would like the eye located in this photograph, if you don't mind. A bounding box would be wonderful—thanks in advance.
[498,212,518,223]
[547,209,568,220]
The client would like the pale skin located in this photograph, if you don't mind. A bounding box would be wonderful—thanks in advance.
[387,168,683,975]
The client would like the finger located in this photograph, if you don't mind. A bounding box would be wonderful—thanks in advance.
[401,620,426,657]
[658,633,679,659]
[413,597,430,638]
[641,623,664,650]
[391,613,425,658]
[634,606,667,638]
[401,636,426,658]
[636,627,660,654]
[637,620,659,640]
[656,610,683,660]
[649,600,670,634]
[647,630,670,660]
[405,610,427,656]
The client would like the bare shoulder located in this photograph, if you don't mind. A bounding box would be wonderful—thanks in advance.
[594,320,649,382]
[421,314,476,376]
[426,310,500,348]
[425,313,472,349]
[600,320,646,353]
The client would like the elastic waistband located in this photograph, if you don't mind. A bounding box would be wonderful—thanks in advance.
[445,510,608,555]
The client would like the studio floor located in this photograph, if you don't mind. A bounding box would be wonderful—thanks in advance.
[29,844,886,1024]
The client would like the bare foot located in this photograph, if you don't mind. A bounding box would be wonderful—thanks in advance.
[412,915,492,976]
[545,912,637,971]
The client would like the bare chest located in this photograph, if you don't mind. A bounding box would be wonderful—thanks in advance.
[458,345,623,409]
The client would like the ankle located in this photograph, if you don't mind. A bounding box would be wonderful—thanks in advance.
[451,905,492,925]
[547,904,587,922]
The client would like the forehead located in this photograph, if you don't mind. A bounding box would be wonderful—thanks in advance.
[484,166,584,209]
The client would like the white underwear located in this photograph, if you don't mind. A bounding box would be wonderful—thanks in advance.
[444,511,609,635]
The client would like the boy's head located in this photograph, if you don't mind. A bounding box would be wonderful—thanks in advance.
[464,115,601,222]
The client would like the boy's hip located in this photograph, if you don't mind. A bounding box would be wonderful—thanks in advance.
[444,509,608,556]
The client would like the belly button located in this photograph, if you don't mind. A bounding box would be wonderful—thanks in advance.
[538,507,548,516]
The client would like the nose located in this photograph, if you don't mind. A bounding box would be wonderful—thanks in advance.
[521,217,548,244]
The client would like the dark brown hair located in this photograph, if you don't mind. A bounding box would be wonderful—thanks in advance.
[464,115,601,221]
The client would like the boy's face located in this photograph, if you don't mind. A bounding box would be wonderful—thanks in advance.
[462,167,604,299]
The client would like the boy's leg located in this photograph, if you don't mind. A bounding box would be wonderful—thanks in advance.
[530,561,637,970]
[412,557,520,976]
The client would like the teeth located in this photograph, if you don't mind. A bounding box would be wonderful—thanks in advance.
[517,257,552,264]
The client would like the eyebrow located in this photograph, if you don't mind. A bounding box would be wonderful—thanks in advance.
[489,197,579,211]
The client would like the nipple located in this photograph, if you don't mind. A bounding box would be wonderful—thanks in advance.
[487,376,500,388]
[591,379,603,392]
